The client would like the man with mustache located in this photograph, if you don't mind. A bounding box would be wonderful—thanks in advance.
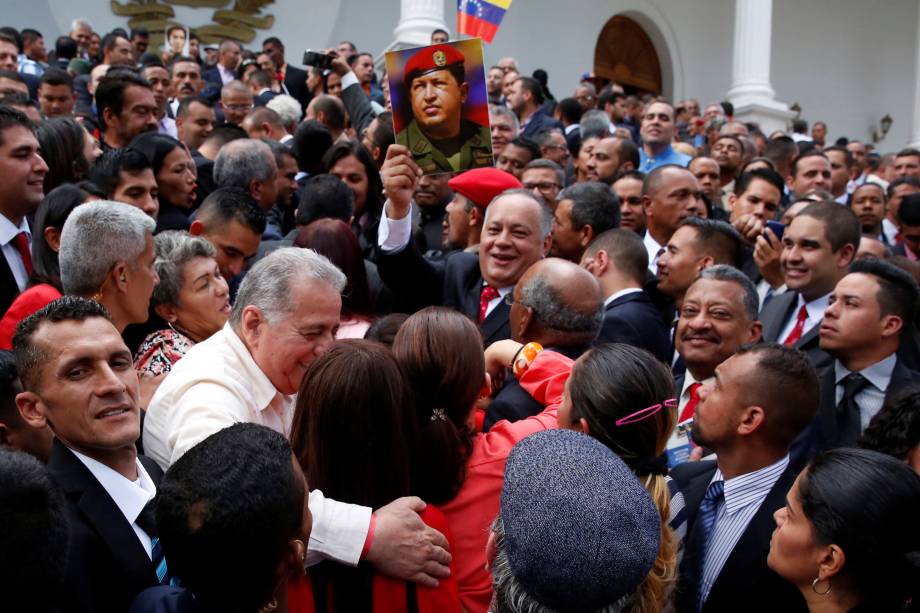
[167,56,203,118]
[667,265,762,467]
[396,44,492,174]
[759,201,860,372]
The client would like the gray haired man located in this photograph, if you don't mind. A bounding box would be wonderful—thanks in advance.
[213,138,279,212]
[483,258,602,430]
[143,247,452,587]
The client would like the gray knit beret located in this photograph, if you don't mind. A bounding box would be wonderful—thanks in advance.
[500,429,660,610]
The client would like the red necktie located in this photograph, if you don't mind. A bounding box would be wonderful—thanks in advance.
[679,382,702,423]
[12,232,32,277]
[479,285,500,323]
[783,305,809,346]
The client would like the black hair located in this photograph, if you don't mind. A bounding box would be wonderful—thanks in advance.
[798,448,920,609]
[138,53,165,69]
[130,27,150,40]
[790,150,829,177]
[823,145,855,168]
[678,216,744,268]
[797,200,861,253]
[508,135,541,162]
[39,67,73,90]
[248,69,273,89]
[898,192,920,227]
[848,257,920,331]
[733,343,820,448]
[156,423,306,613]
[262,36,283,50]
[0,350,21,424]
[292,119,333,176]
[321,139,383,247]
[733,167,785,197]
[896,147,920,160]
[310,95,345,133]
[296,174,355,226]
[557,181,620,234]
[95,72,151,120]
[364,313,409,347]
[175,95,208,119]
[0,105,35,145]
[54,36,77,61]
[30,184,88,291]
[860,383,920,462]
[516,75,544,106]
[201,124,247,150]
[0,28,22,52]
[197,186,267,235]
[13,297,112,391]
[87,146,152,198]
[887,176,920,200]
[0,446,70,612]
[128,131,184,177]
[35,117,90,193]
[556,97,583,124]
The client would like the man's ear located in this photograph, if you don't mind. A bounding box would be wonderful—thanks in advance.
[580,225,595,248]
[238,305,265,348]
[16,391,48,430]
[459,81,470,105]
[727,193,737,214]
[517,306,534,340]
[189,219,205,236]
[154,302,178,323]
[620,160,635,172]
[593,249,611,276]
[737,405,766,437]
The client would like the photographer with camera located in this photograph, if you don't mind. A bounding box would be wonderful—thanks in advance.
[305,48,383,138]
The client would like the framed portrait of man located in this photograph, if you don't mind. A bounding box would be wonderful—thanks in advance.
[386,39,493,175]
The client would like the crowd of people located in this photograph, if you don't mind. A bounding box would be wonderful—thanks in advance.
[0,16,919,613]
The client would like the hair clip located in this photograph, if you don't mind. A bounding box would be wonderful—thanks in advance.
[615,399,676,427]
[431,408,448,422]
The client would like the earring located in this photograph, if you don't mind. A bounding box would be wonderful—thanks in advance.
[257,596,278,613]
[811,577,831,596]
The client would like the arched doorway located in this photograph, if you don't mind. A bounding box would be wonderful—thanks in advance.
[593,15,662,95]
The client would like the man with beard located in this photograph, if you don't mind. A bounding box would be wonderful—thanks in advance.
[584,136,638,185]
[689,157,722,208]
[850,182,887,241]
[710,134,744,209]
[486,65,503,105]
[549,181,619,263]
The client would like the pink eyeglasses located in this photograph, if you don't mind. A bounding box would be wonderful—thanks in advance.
[615,399,677,427]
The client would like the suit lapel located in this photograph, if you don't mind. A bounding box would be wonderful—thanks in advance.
[50,441,157,588]
[677,462,718,611]
[762,292,797,342]
[706,466,798,605]
[817,366,838,448]
[481,299,511,346]
[794,317,821,350]
[0,254,20,315]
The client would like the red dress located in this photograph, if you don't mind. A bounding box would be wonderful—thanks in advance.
[288,506,461,613]
[439,351,571,613]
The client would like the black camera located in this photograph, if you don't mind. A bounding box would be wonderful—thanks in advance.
[303,50,334,71]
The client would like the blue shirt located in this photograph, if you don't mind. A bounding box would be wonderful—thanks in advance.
[639,144,692,172]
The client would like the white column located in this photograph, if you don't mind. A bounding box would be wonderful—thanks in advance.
[725,0,794,134]
[391,0,448,49]
[909,2,920,147]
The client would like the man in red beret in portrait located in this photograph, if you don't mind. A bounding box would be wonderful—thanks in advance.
[397,43,493,173]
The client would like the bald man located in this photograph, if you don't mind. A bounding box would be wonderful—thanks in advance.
[642,164,705,272]
[483,258,603,431]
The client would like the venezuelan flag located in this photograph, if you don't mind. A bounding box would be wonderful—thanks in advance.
[457,0,512,43]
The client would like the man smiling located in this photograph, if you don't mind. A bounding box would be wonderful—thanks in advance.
[396,44,492,173]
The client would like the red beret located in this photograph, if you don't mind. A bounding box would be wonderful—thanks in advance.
[404,44,466,85]
[448,168,522,208]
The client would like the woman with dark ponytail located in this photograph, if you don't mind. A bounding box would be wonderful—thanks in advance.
[768,447,920,612]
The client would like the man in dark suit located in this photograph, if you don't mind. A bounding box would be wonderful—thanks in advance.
[0,106,48,317]
[483,258,600,430]
[581,228,670,362]
[792,258,920,466]
[377,145,551,347]
[262,37,309,113]
[508,76,564,140]
[13,297,165,613]
[759,201,860,373]
[671,343,819,613]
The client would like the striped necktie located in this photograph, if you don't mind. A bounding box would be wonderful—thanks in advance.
[136,500,169,584]
[697,479,725,610]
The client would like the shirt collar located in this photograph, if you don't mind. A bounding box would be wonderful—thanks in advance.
[219,323,285,412]
[70,449,156,526]
[0,214,29,246]
[712,454,789,515]
[604,287,643,307]
[643,230,663,254]
[796,292,830,324]
[835,353,897,391]
[680,372,713,401]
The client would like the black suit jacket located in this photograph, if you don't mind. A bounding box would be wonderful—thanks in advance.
[758,291,832,372]
[49,439,164,613]
[671,460,807,613]
[597,290,671,362]
[791,357,919,469]
[376,240,511,346]
[0,252,21,317]
[254,89,277,107]
[283,65,310,112]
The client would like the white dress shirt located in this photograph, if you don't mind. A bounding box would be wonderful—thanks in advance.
[777,292,830,344]
[834,353,897,431]
[665,372,714,468]
[882,217,899,246]
[699,455,790,606]
[217,63,236,85]
[0,213,31,292]
[143,323,372,567]
[71,449,157,558]
[643,230,664,274]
